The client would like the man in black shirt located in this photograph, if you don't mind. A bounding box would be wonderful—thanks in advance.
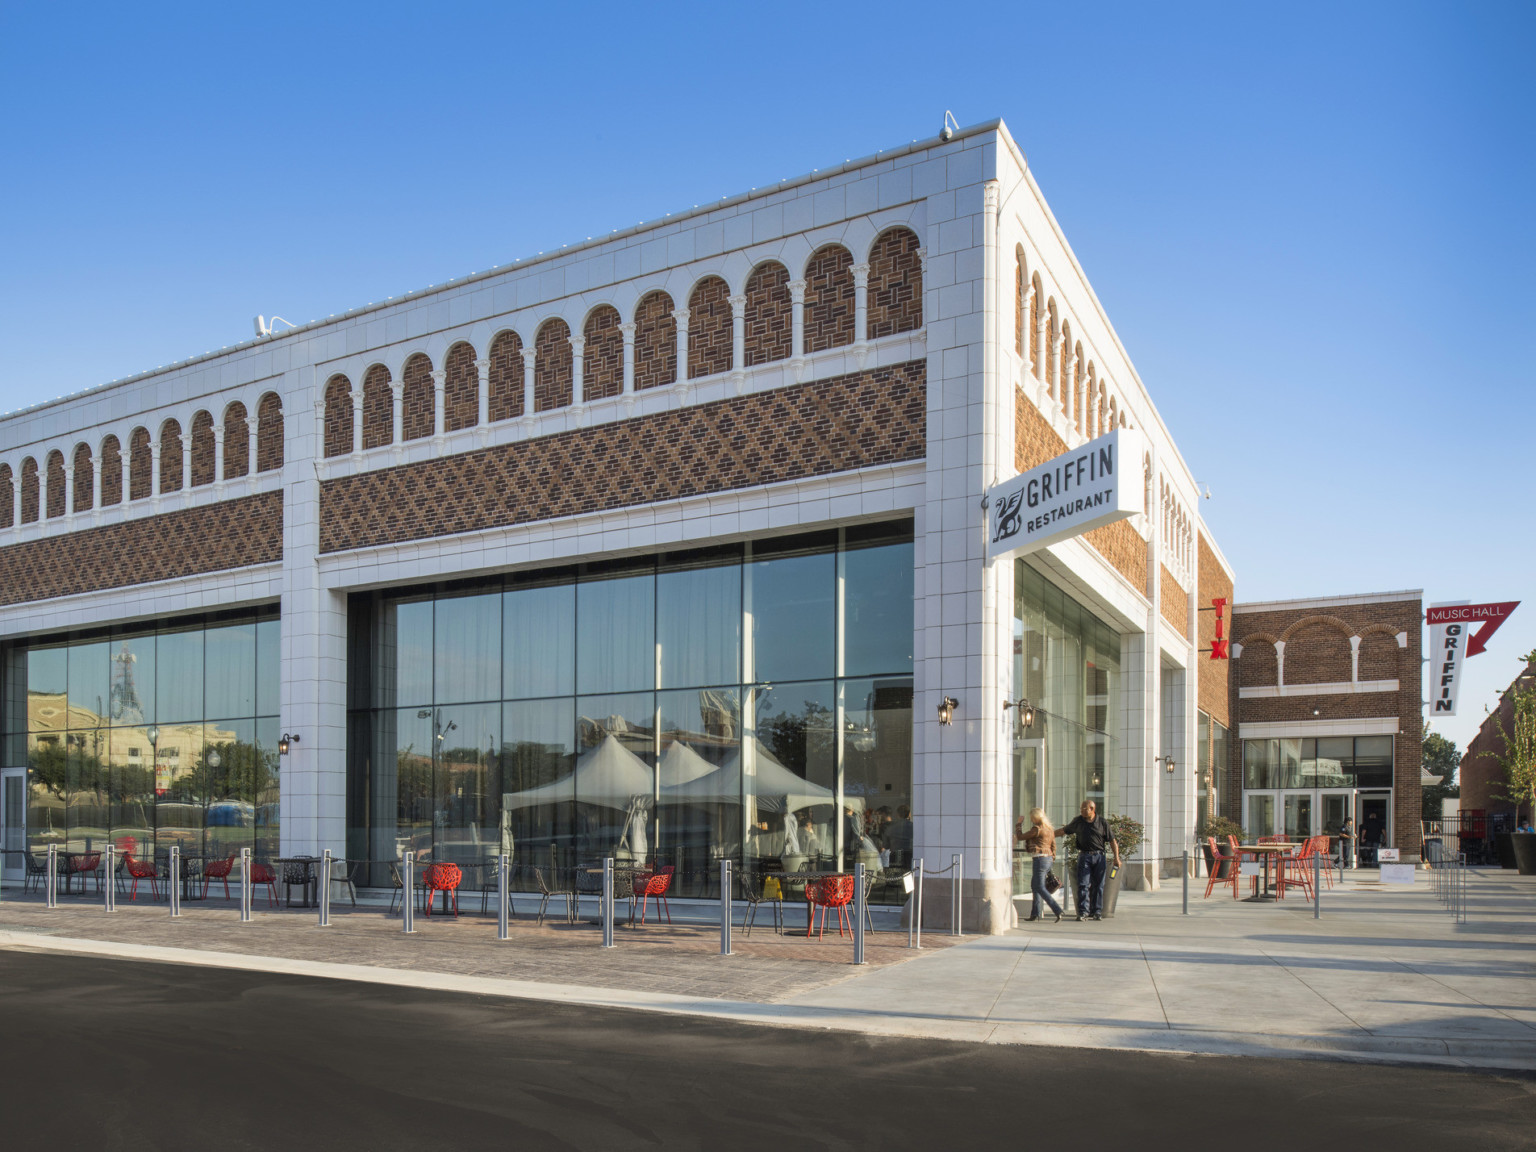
[1058,800,1121,920]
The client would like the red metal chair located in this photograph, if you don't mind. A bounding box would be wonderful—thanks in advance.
[806,874,855,939]
[1279,837,1324,901]
[250,861,279,907]
[124,854,160,902]
[203,855,236,899]
[634,865,674,925]
[421,863,463,917]
[1227,835,1260,897]
[1204,837,1240,899]
[69,852,102,895]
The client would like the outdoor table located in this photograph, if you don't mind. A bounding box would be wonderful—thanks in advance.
[1237,844,1299,902]
[579,864,649,924]
[60,851,102,896]
[157,852,206,901]
[274,857,320,908]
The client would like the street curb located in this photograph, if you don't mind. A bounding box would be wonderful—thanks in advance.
[3,929,1534,1071]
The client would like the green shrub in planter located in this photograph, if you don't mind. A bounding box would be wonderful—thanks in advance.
[1198,815,1244,843]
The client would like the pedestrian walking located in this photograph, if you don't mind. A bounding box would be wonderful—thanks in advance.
[1015,807,1061,922]
[1337,816,1355,870]
[1058,800,1120,920]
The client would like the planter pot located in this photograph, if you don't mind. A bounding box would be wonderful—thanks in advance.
[1511,833,1536,876]
[1495,833,1517,870]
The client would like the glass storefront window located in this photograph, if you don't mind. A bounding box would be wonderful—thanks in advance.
[577,565,654,695]
[503,578,575,700]
[745,534,835,684]
[1243,735,1395,790]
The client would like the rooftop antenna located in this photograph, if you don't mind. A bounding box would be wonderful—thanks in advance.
[253,315,298,338]
[940,110,960,142]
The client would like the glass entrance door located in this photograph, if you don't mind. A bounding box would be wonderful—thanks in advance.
[1,767,24,884]
[1012,738,1044,897]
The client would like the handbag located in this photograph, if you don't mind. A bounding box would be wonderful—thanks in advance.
[1044,871,1062,894]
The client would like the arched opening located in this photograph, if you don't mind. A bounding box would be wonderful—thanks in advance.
[534,319,573,411]
[582,306,623,401]
[1029,274,1042,378]
[361,366,393,448]
[256,393,283,472]
[633,292,676,390]
[159,421,183,494]
[128,430,152,498]
[687,276,732,379]
[323,374,354,458]
[487,334,523,421]
[805,245,855,353]
[100,435,123,506]
[743,260,792,366]
[222,405,249,478]
[72,443,94,512]
[190,410,216,485]
[867,226,923,338]
[444,342,479,432]
[20,457,39,523]
[0,464,11,528]
[400,354,434,441]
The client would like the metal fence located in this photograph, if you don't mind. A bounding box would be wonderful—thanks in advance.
[1426,840,1468,924]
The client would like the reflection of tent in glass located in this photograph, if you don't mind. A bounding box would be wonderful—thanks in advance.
[501,733,650,811]
[657,740,719,786]
[662,740,860,813]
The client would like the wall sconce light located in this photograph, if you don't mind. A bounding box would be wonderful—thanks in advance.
[1311,707,1321,718]
[1003,698,1037,729]
[937,696,960,726]
[279,733,299,755]
[1156,755,1176,774]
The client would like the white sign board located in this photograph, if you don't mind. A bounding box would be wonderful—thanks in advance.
[1379,863,1416,884]
[987,428,1144,560]
[1426,601,1468,717]
[1377,848,1400,863]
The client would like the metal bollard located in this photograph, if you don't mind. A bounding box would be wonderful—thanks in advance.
[1313,851,1321,920]
[853,862,866,965]
[497,854,510,941]
[402,850,416,934]
[46,843,58,908]
[239,848,252,922]
[104,844,116,912]
[601,857,615,949]
[720,858,733,956]
[914,857,924,949]
[1181,850,1188,915]
[952,853,962,937]
[318,849,332,927]
[169,845,181,918]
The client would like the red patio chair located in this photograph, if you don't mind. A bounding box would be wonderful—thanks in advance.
[1204,837,1240,899]
[69,852,102,895]
[806,874,855,940]
[1227,835,1260,897]
[422,862,463,917]
[124,854,160,902]
[634,865,674,925]
[250,861,279,907]
[203,855,236,899]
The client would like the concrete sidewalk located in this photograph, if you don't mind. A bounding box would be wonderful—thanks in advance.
[2,868,1533,1069]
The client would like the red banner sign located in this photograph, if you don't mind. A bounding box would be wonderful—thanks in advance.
[1210,597,1228,660]
[1425,601,1520,656]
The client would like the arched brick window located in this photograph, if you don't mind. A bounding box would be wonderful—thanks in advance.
[443,343,478,432]
[534,319,573,412]
[744,261,792,366]
[867,226,923,338]
[1359,630,1400,681]
[361,366,393,448]
[190,410,215,485]
[100,436,122,506]
[128,430,152,499]
[45,450,66,517]
[487,333,523,421]
[72,443,94,511]
[1060,322,1074,417]
[0,464,11,528]
[633,292,676,390]
[1014,248,1027,358]
[582,306,623,402]
[1237,637,1278,689]
[1084,366,1097,438]
[805,245,855,353]
[159,421,183,494]
[1283,619,1353,685]
[688,276,732,379]
[256,393,283,472]
[1073,341,1085,431]
[323,374,354,458]
[222,405,249,479]
[401,354,434,441]
[20,457,39,523]
[1029,274,1042,378]
[1045,300,1059,396]
[1107,396,1119,432]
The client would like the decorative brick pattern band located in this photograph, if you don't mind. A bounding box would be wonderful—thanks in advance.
[401,355,434,442]
[583,306,623,401]
[0,491,282,607]
[534,319,573,412]
[868,227,923,339]
[444,343,478,433]
[744,261,792,366]
[319,359,926,554]
[688,276,732,379]
[633,291,676,390]
[488,333,523,422]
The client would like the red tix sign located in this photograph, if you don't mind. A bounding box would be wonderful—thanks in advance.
[1425,601,1520,656]
[1210,597,1228,660]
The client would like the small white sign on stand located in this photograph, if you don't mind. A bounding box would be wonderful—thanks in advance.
[1380,864,1416,884]
[1377,848,1400,863]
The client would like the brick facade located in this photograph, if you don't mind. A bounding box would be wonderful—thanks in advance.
[444,343,478,433]
[0,465,11,528]
[487,333,523,422]
[743,261,792,366]
[805,244,855,353]
[159,424,183,493]
[319,360,927,554]
[256,394,283,472]
[72,444,94,512]
[633,291,676,390]
[688,276,732,379]
[324,375,353,458]
[582,306,623,401]
[534,320,573,412]
[1160,564,1188,638]
[867,227,923,338]
[19,458,37,523]
[128,431,151,499]
[1231,595,1423,851]
[44,451,64,518]
[1197,533,1232,729]
[0,490,282,606]
[190,411,216,485]
[401,354,434,441]
[362,366,393,448]
[1459,657,1536,819]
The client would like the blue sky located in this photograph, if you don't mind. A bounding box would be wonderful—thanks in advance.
[0,1,1530,751]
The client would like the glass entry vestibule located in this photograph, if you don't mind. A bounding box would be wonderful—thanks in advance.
[1242,733,1396,849]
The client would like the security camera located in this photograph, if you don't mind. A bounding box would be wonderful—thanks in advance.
[253,315,268,338]
[940,126,953,142]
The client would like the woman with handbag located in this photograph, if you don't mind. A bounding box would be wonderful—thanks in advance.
[1016,808,1062,923]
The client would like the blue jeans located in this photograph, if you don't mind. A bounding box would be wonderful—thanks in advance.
[1029,855,1061,918]
[1077,851,1107,916]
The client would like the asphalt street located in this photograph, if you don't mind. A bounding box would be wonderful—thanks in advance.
[1,951,1532,1151]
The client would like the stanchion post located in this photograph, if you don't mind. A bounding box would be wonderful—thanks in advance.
[914,857,923,949]
[104,844,116,912]
[720,858,732,956]
[46,843,57,908]
[318,849,332,927]
[497,853,509,941]
[601,857,615,949]
[1181,850,1188,915]
[853,861,866,965]
[1313,851,1321,920]
[402,850,416,934]
[951,853,962,937]
[169,844,181,917]
[239,848,252,922]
